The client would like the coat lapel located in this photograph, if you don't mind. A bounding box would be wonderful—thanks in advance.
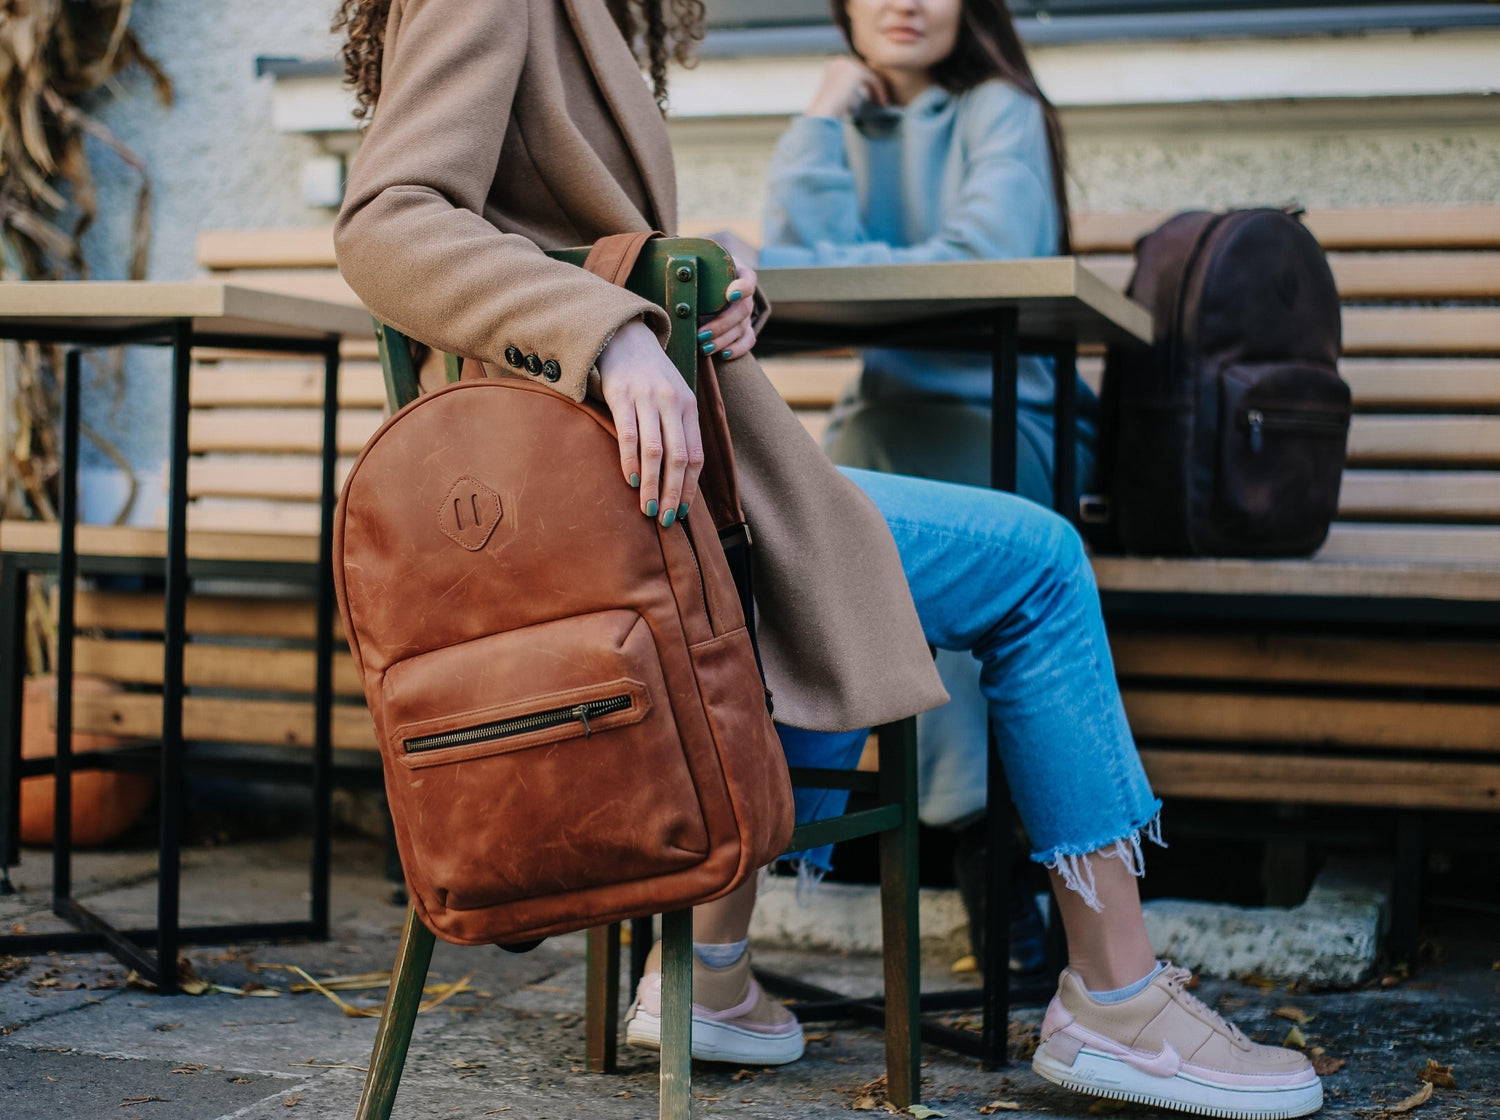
[559,0,677,232]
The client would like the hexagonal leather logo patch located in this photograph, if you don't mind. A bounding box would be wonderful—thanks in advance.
[438,476,502,551]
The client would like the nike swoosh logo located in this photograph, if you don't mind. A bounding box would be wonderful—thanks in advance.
[1117,1040,1182,1078]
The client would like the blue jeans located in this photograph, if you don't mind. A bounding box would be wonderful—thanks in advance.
[779,467,1162,909]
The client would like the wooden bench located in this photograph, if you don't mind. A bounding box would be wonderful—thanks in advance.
[11,208,1494,949]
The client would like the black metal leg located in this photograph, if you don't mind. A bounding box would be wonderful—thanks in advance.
[0,554,23,889]
[155,320,193,993]
[1391,811,1424,966]
[980,729,1010,1070]
[52,349,82,911]
[990,308,1020,493]
[1052,344,1078,520]
[630,915,654,991]
[311,338,339,939]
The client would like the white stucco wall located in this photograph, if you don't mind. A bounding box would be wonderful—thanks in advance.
[74,9,1500,521]
[78,0,342,518]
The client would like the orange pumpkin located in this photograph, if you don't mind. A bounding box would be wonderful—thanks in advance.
[20,675,155,847]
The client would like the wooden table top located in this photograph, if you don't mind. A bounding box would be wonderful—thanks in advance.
[758,257,1150,350]
[0,282,373,341]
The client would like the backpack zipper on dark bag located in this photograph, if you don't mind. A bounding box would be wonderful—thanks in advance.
[405,694,633,754]
[1243,406,1349,453]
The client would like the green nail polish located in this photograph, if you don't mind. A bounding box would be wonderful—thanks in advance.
[677,503,689,520]
[701,341,715,354]
[629,472,640,488]
[721,349,733,360]
[729,290,744,302]
[661,509,676,528]
[697,328,712,341]
[646,499,658,518]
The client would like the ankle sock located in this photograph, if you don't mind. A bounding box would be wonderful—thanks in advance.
[693,938,749,969]
[1087,960,1166,1003]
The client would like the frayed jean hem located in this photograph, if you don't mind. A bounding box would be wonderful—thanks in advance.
[1033,803,1167,913]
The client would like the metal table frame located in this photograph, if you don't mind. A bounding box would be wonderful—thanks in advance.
[0,318,341,992]
[752,305,1083,1066]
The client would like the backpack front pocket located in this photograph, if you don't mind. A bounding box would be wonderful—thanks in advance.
[381,609,710,911]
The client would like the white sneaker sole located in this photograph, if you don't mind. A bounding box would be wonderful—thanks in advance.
[625,1008,805,1066]
[1033,1046,1323,1120]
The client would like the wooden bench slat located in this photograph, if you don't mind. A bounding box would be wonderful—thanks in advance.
[188,500,322,536]
[213,268,361,308]
[75,638,362,695]
[1317,522,1500,565]
[1347,417,1500,465]
[1338,471,1500,521]
[70,691,377,751]
[1140,749,1500,811]
[189,457,356,502]
[1072,207,1500,254]
[197,229,337,271]
[1091,553,1500,602]
[0,521,317,565]
[760,358,858,405]
[188,409,383,456]
[1125,689,1500,752]
[1340,358,1500,409]
[1112,632,1500,690]
[1342,308,1500,355]
[190,363,388,409]
[74,590,330,639]
[1081,252,1500,301]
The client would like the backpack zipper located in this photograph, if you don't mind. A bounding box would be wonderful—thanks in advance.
[1243,406,1348,453]
[405,694,633,754]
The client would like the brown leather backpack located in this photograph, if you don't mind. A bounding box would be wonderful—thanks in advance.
[1085,208,1351,557]
[334,234,794,946]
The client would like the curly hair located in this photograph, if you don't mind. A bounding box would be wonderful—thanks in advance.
[332,0,705,122]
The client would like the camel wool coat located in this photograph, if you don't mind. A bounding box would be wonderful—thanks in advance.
[334,0,948,732]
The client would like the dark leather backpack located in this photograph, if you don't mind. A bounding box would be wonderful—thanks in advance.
[334,233,794,946]
[1085,208,1351,557]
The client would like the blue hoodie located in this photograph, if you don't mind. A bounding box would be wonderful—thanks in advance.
[761,78,1097,437]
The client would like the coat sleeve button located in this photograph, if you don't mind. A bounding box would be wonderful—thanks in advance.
[523,353,542,375]
[504,346,524,368]
[542,359,562,382]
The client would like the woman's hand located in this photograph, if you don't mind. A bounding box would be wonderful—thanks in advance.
[597,318,703,526]
[697,230,761,362]
[807,57,889,120]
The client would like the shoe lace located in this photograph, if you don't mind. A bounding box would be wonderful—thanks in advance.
[1161,965,1250,1049]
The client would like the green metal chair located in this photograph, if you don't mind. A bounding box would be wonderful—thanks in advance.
[358,237,921,1120]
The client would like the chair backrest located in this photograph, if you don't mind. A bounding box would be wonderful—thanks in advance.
[376,237,739,411]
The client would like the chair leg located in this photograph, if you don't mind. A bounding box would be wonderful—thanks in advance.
[356,907,436,1120]
[658,908,694,1120]
[0,557,24,893]
[586,924,622,1073]
[877,717,922,1109]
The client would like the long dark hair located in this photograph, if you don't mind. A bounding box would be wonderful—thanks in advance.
[828,0,1071,251]
[332,0,705,121]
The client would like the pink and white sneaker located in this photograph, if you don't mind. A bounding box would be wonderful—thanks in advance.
[624,942,804,1065]
[1033,964,1322,1119]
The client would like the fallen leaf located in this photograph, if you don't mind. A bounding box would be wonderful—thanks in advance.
[1418,1059,1456,1090]
[804,1031,830,1043]
[951,954,979,975]
[229,1077,252,1084]
[907,1107,945,1119]
[732,1069,757,1081]
[1274,1006,1315,1024]
[154,1023,183,1033]
[1239,973,1278,992]
[120,1097,169,1105]
[980,1101,1023,1113]
[1088,1101,1127,1115]
[451,1059,487,1070]
[1313,1054,1346,1076]
[851,1097,880,1111]
[1385,1080,1435,1114]
[282,1095,303,1108]
[1283,1025,1309,1049]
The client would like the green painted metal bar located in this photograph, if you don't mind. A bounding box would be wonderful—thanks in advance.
[658,908,694,1120]
[664,254,701,390]
[356,907,436,1120]
[789,804,903,852]
[376,321,421,411]
[877,717,922,1108]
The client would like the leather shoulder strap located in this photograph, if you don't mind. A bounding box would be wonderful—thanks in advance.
[582,231,661,287]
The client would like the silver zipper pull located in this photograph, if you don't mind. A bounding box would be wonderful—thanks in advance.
[1247,409,1264,453]
[574,704,592,736]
